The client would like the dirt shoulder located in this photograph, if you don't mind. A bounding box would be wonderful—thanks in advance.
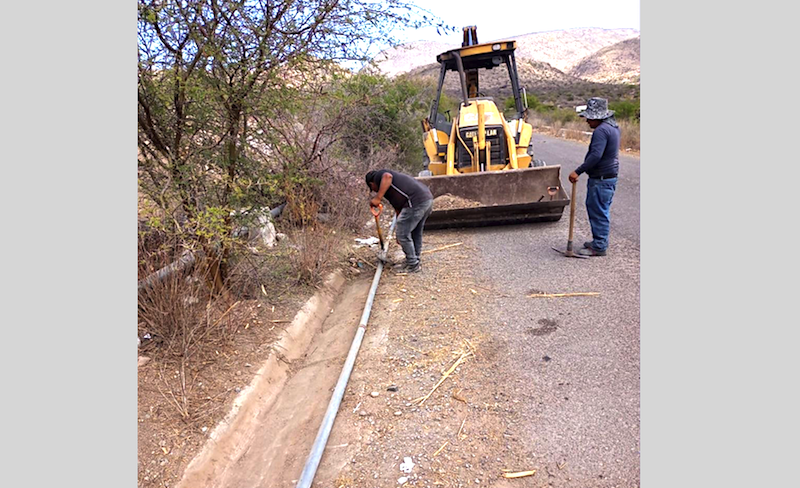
[159,229,556,488]
[313,230,548,488]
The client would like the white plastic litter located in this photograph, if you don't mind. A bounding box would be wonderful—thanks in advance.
[400,457,414,473]
[354,237,380,247]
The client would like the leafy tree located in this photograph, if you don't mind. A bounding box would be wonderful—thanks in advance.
[334,73,432,174]
[137,0,452,290]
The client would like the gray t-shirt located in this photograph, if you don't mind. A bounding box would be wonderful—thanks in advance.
[369,169,433,212]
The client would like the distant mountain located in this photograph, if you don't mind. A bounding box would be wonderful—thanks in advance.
[568,36,640,84]
[371,27,640,86]
[511,27,639,74]
[371,41,455,78]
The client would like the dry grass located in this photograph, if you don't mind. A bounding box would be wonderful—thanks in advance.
[139,286,239,419]
[618,119,640,152]
[282,222,347,286]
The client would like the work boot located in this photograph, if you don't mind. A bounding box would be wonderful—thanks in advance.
[392,262,408,272]
[577,247,606,257]
[583,241,594,249]
[406,263,422,273]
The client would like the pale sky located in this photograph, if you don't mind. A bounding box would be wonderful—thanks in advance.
[396,0,640,44]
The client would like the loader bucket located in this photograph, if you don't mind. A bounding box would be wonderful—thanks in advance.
[416,166,569,230]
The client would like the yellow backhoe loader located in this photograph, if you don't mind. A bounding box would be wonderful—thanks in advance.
[417,26,569,229]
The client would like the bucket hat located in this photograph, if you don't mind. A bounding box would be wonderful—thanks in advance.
[578,97,615,120]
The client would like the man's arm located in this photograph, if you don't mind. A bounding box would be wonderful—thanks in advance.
[569,128,608,183]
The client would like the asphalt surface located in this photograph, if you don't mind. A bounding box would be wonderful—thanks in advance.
[457,133,641,486]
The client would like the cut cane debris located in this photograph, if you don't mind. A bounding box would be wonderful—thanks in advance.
[421,242,463,254]
[433,441,449,457]
[558,462,567,470]
[457,417,467,438]
[413,348,473,405]
[501,470,536,479]
[405,343,428,355]
[211,301,241,327]
[528,292,600,298]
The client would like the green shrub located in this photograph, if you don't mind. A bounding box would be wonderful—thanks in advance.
[609,100,640,121]
[504,93,540,112]
[336,73,430,173]
[437,92,458,118]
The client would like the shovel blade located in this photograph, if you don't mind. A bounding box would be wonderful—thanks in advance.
[551,246,588,259]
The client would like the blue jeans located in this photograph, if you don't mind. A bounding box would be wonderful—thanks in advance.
[395,199,433,267]
[585,177,617,252]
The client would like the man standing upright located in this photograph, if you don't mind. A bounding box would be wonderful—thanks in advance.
[568,97,621,257]
[366,169,433,272]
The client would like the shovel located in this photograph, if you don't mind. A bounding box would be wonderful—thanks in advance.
[371,204,387,263]
[552,180,588,259]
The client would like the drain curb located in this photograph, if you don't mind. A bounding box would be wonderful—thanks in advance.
[177,270,347,488]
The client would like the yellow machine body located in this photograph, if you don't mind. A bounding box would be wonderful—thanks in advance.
[417,26,567,229]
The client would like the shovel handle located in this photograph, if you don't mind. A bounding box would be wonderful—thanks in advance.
[568,180,578,247]
[372,204,385,249]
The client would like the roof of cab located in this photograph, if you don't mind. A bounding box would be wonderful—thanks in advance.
[436,40,517,71]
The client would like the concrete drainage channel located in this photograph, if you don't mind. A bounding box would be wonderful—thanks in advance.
[176,219,396,488]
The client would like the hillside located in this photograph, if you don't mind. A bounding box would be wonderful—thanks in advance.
[403,56,638,110]
[568,36,640,84]
[372,27,640,84]
[512,27,639,74]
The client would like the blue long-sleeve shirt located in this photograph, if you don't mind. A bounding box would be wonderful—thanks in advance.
[575,121,620,178]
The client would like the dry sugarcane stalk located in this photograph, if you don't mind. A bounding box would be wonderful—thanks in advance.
[457,417,467,437]
[501,470,536,479]
[432,441,449,457]
[211,301,241,327]
[464,339,476,355]
[421,242,463,255]
[405,343,429,356]
[414,351,473,405]
[527,292,600,298]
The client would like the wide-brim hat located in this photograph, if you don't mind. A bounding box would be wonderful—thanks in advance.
[578,97,615,120]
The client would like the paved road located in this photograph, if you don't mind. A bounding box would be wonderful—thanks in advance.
[467,133,641,486]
